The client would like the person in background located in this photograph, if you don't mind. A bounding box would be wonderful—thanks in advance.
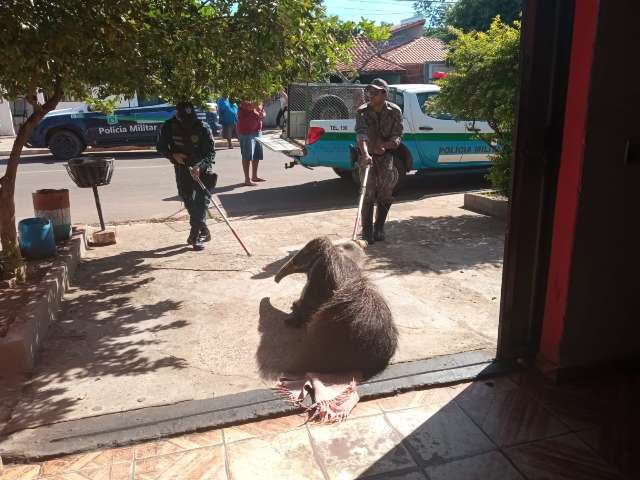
[276,88,288,130]
[237,100,265,186]
[217,95,238,149]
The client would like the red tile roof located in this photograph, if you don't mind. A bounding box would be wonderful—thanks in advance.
[390,18,426,33]
[382,36,447,64]
[339,37,406,73]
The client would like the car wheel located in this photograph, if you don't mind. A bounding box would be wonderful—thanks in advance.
[393,155,408,195]
[48,130,84,160]
[350,158,408,194]
[333,168,353,181]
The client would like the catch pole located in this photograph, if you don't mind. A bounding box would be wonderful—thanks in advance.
[352,164,371,241]
[192,172,252,257]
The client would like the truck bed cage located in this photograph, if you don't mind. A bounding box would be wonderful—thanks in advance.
[287,82,366,139]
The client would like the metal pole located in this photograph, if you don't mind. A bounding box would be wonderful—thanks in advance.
[352,164,370,241]
[193,175,252,257]
[92,185,106,231]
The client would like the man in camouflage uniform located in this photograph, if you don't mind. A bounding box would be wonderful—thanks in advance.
[157,101,216,251]
[355,78,403,243]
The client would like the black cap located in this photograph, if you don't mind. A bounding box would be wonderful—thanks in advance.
[367,78,389,93]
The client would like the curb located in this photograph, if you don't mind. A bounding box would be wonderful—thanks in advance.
[463,192,509,220]
[0,228,87,374]
[0,350,515,462]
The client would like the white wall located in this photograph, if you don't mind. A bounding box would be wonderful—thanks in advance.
[0,97,16,136]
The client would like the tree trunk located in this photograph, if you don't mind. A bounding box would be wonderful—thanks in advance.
[0,84,63,266]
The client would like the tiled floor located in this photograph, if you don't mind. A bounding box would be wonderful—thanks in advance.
[1,371,636,480]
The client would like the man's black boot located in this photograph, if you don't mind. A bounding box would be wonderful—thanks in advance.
[188,225,205,251]
[374,202,391,242]
[186,225,199,245]
[360,202,375,244]
[199,225,211,243]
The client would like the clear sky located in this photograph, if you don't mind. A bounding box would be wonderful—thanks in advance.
[322,0,421,25]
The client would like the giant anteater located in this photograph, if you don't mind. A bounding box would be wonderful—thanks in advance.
[274,236,397,377]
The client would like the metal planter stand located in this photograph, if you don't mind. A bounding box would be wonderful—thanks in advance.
[65,156,114,231]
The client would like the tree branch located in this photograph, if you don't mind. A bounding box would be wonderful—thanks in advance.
[42,80,64,114]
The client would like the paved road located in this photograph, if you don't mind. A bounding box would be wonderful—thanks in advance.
[2,148,489,225]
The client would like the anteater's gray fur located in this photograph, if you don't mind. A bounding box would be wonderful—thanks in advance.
[275,236,398,377]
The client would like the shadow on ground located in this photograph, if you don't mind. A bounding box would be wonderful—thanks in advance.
[366,214,505,276]
[255,297,305,381]
[350,370,637,479]
[218,171,489,219]
[2,244,191,433]
[0,151,163,166]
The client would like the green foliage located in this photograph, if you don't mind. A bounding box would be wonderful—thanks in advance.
[445,0,521,33]
[84,97,120,114]
[413,0,452,29]
[415,0,521,42]
[141,0,389,103]
[0,0,150,104]
[0,0,388,106]
[427,18,520,195]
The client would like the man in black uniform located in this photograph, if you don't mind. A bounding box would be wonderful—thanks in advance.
[157,101,216,250]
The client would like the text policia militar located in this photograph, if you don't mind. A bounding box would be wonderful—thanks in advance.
[98,124,159,135]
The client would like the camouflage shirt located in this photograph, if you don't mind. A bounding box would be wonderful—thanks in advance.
[355,101,403,152]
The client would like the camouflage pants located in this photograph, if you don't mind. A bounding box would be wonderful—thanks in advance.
[359,153,398,206]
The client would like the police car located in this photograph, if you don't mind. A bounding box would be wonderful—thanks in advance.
[27,98,220,160]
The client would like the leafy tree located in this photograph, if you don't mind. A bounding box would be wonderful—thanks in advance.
[413,0,455,33]
[0,0,385,277]
[427,18,520,194]
[415,0,521,41]
[445,0,521,33]
[0,0,154,277]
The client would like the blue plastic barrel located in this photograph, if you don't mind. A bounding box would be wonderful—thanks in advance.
[18,217,56,260]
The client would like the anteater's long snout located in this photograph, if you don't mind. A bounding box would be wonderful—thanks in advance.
[274,257,302,283]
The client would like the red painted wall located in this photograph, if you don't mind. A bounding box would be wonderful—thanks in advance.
[540,0,599,366]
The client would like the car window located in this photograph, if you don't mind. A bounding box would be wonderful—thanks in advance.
[137,96,166,107]
[417,92,453,120]
[390,89,404,112]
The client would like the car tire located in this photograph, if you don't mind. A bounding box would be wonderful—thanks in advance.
[350,158,408,194]
[393,155,408,195]
[333,168,353,181]
[48,130,85,160]
[310,95,349,120]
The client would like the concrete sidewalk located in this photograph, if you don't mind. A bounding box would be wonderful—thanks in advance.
[0,193,504,435]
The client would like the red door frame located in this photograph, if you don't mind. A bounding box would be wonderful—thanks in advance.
[539,0,600,368]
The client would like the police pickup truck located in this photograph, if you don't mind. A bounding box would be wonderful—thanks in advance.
[27,98,220,160]
[258,84,493,187]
